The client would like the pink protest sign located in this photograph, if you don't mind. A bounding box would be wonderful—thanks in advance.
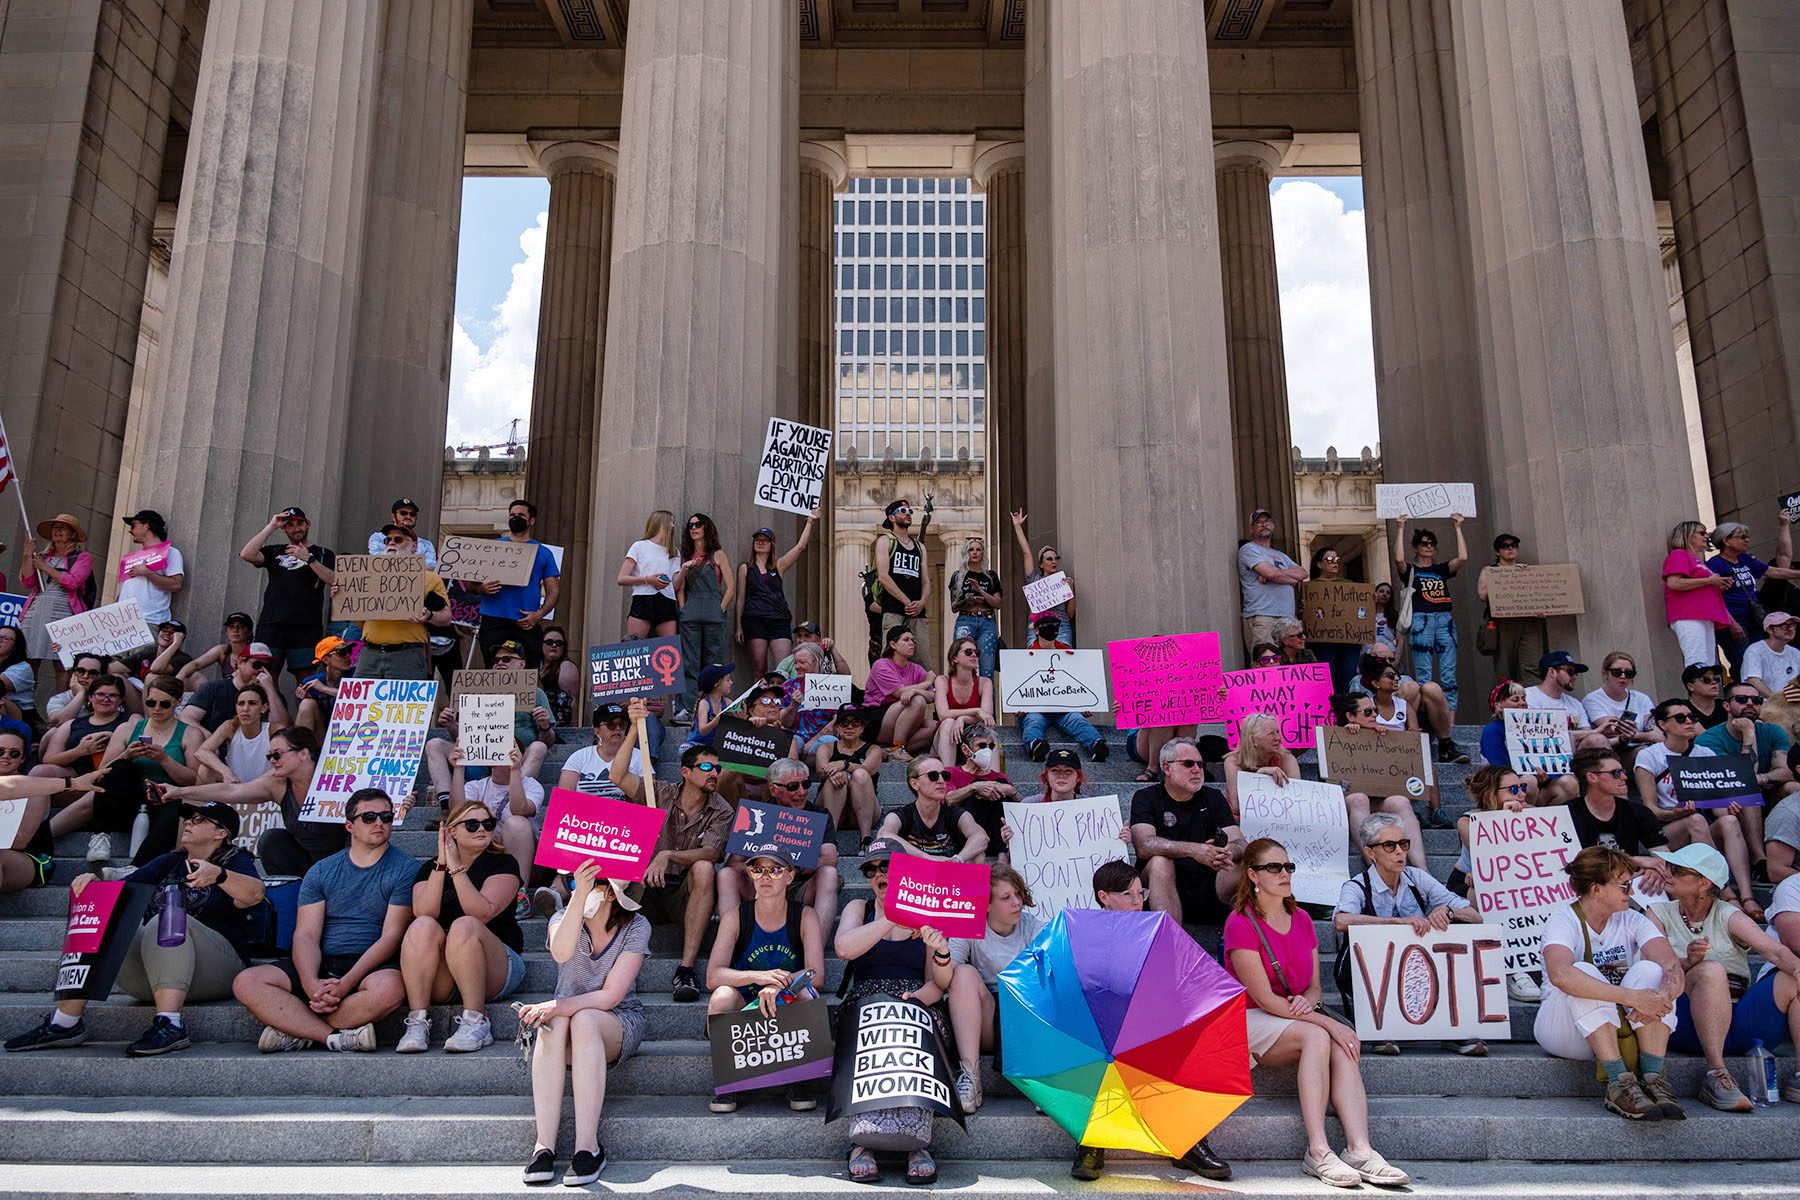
[116,541,171,583]
[63,881,127,955]
[883,853,991,939]
[1222,662,1333,749]
[1105,633,1226,730]
[535,787,669,880]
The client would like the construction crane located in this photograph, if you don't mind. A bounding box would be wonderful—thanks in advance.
[453,417,525,457]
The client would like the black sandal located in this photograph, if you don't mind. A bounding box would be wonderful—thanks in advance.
[1134,769,1160,784]
[848,1145,880,1184]
[906,1149,937,1186]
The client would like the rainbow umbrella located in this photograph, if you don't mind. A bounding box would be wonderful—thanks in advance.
[998,909,1251,1153]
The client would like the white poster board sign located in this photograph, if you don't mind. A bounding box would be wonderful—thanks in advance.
[47,599,154,668]
[1002,796,1127,919]
[458,693,514,766]
[1235,775,1349,907]
[1021,570,1074,614]
[1375,482,1478,519]
[0,797,27,855]
[801,673,852,709]
[1468,805,1579,974]
[1346,925,1513,1042]
[300,678,437,822]
[998,648,1108,714]
[754,418,831,515]
[1504,708,1573,775]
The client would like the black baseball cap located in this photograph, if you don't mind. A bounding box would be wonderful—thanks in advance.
[1044,748,1081,770]
[391,497,421,513]
[795,621,822,636]
[224,611,253,628]
[491,640,527,661]
[277,506,307,521]
[860,838,901,872]
[157,618,186,634]
[1682,664,1722,685]
[1493,533,1520,550]
[380,523,416,540]
[746,846,796,870]
[179,799,240,838]
[833,703,868,726]
[593,702,628,725]
[121,509,166,536]
[1538,650,1588,674]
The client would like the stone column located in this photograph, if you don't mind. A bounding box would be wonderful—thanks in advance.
[340,0,473,548]
[139,0,380,623]
[1027,0,1239,654]
[796,141,846,629]
[974,142,1028,646]
[1215,140,1300,557]
[832,529,873,681]
[1449,0,1694,688]
[523,141,618,654]
[587,0,797,642]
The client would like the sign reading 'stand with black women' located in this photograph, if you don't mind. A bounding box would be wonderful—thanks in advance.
[825,994,965,1126]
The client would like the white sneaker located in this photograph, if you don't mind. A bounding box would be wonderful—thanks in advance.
[99,866,133,882]
[1507,973,1541,1003]
[444,1012,493,1053]
[395,1013,431,1053]
[85,833,112,865]
[954,1065,982,1113]
[257,1025,309,1054]
[325,1022,377,1052]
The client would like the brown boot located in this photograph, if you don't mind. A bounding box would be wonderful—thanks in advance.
[1604,1071,1663,1121]
[1639,1071,1688,1120]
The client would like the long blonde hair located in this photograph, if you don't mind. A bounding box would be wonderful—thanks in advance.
[1234,712,1282,771]
[643,510,675,552]
[445,800,508,856]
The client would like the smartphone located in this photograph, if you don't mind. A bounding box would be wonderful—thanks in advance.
[135,734,154,746]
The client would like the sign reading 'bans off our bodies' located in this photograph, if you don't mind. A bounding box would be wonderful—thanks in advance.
[883,853,991,938]
[330,554,424,621]
[46,599,152,667]
[709,999,835,1095]
[534,787,667,878]
[1236,775,1349,907]
[1222,662,1333,750]
[1346,926,1511,1043]
[1106,633,1225,729]
[999,649,1108,715]
[1002,796,1127,919]
[300,678,436,822]
[1468,805,1578,974]
[588,637,684,705]
[755,417,831,515]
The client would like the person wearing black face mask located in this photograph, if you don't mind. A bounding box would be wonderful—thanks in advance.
[476,499,560,668]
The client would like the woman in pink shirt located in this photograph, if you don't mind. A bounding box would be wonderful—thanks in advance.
[1661,521,1735,669]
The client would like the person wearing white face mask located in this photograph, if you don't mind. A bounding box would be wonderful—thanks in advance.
[945,724,1016,860]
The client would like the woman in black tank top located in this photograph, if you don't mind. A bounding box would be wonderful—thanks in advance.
[736,512,819,677]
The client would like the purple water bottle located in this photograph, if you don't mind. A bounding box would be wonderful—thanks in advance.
[156,883,187,948]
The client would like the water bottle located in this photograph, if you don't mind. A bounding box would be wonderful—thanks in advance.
[128,805,151,858]
[1745,1039,1778,1107]
[156,883,187,948]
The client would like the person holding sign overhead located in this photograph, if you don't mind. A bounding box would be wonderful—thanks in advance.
[474,500,559,669]
[736,509,817,679]
[1391,512,1467,715]
[1011,509,1074,646]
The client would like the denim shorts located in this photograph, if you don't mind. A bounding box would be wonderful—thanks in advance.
[495,944,528,1001]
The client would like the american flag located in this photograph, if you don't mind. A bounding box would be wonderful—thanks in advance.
[0,424,13,494]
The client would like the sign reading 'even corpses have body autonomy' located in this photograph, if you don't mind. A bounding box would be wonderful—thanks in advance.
[1236,775,1349,907]
[999,648,1108,714]
[299,678,436,822]
[1347,926,1511,1042]
[534,787,668,877]
[1105,633,1225,729]
[1222,662,1333,749]
[46,599,152,667]
[883,853,990,938]
[1002,796,1127,919]
[330,554,424,621]
[1504,709,1573,775]
[754,417,832,515]
[588,637,684,704]
[1468,805,1578,974]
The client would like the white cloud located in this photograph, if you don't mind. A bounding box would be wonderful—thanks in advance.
[1270,180,1380,457]
[446,210,548,448]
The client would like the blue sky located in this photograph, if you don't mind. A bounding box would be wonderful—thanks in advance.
[446,174,1377,455]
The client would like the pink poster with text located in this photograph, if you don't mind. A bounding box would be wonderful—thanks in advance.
[1222,662,1333,749]
[883,853,991,939]
[63,881,127,955]
[535,787,668,879]
[1105,633,1226,730]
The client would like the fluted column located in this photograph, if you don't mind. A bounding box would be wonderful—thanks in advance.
[796,141,846,629]
[1450,0,1693,689]
[832,530,873,681]
[976,142,1027,645]
[1215,140,1300,557]
[1027,0,1238,652]
[588,0,798,641]
[339,0,473,548]
[141,0,381,623]
[524,141,618,654]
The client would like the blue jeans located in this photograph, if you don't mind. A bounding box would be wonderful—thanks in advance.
[1409,610,1458,712]
[952,613,999,678]
[1021,710,1100,751]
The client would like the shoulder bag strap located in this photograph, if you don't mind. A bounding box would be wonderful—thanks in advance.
[1245,911,1294,997]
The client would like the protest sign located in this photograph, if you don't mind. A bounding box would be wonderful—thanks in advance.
[0,592,27,628]
[330,554,424,621]
[716,717,785,780]
[1002,796,1127,918]
[827,994,965,1125]
[1504,709,1573,775]
[1375,482,1478,519]
[437,535,536,586]
[458,694,514,766]
[1781,490,1800,522]
[999,648,1108,715]
[447,583,482,631]
[1300,581,1378,644]
[299,678,436,822]
[1022,570,1074,615]
[727,799,828,869]
[754,417,832,515]
[542,544,564,618]
[451,667,537,710]
[1222,662,1333,749]
[117,540,173,583]
[1316,725,1435,804]
[884,853,990,938]
[1236,775,1349,907]
[534,787,668,877]
[55,881,154,1001]
[234,799,284,856]
[1468,805,1579,974]
[1671,754,1762,809]
[1105,633,1226,729]
[709,998,835,1095]
[801,673,852,709]
[0,797,28,852]
[46,599,152,667]
[1347,926,1511,1043]
[1483,564,1586,618]
[588,637,684,704]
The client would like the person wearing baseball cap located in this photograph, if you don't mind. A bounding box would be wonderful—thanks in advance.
[774,619,839,678]
[239,506,337,691]
[873,496,931,664]
[1526,651,1611,753]
[292,635,356,733]
[366,497,437,568]
[117,509,183,626]
[1742,611,1800,699]
[352,524,451,681]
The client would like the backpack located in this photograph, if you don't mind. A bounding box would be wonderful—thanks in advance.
[1332,867,1431,1020]
[731,899,805,973]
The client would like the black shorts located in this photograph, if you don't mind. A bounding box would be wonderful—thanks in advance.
[1140,858,1231,923]
[257,624,324,670]
[629,594,679,627]
[740,614,792,643]
[273,953,398,994]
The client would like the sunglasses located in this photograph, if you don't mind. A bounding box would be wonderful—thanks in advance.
[265,749,288,764]
[1729,694,1765,705]
[1168,758,1204,770]
[689,761,720,773]
[457,817,499,833]
[915,770,951,782]
[1368,839,1411,852]
[1249,862,1298,875]
[768,780,805,792]
[1503,782,1530,796]
[493,658,523,668]
[1417,539,1437,547]
[1695,674,1721,685]
[1607,667,1636,678]
[754,695,782,705]
[351,810,396,824]
[1594,767,1628,778]
[0,747,24,760]
[959,647,978,656]
[1320,554,1341,563]
[687,520,706,528]
[600,720,629,731]
[543,639,565,647]
[1665,713,1698,724]
[1355,706,1377,718]
[1497,541,1520,549]
[178,806,222,825]
[143,698,175,710]
[383,536,408,545]
[1256,655,1280,665]
[746,864,790,878]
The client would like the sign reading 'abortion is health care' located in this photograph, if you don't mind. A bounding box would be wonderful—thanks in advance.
[883,853,990,939]
[534,787,668,878]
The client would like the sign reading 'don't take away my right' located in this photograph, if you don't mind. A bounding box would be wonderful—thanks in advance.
[754,417,832,516]
[330,554,424,621]
[1347,925,1511,1042]
[437,535,537,586]
[1483,564,1586,618]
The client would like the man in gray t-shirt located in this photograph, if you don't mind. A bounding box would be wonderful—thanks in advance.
[1236,508,1305,658]
[1767,795,1800,883]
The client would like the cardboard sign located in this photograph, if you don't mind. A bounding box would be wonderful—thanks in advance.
[0,796,29,850]
[452,667,537,710]
[0,592,27,628]
[1483,564,1587,618]
[827,994,965,1124]
[999,648,1108,714]
[1022,570,1074,615]
[884,852,991,938]
[116,540,172,583]
[588,637,684,704]
[1002,796,1128,918]
[1670,754,1762,809]
[55,881,154,1000]
[1347,926,1512,1042]
[458,694,514,766]
[299,678,437,822]
[754,417,832,515]
[709,998,835,1094]
[234,800,284,855]
[1504,708,1573,775]
[1105,632,1226,730]
[534,787,669,878]
[437,535,537,586]
[1235,775,1349,907]
[716,717,786,780]
[1316,725,1436,803]
[1780,490,1800,522]
[1376,482,1478,519]
[1222,662,1334,749]
[801,673,852,709]
[1468,805,1579,974]
[330,554,424,621]
[727,799,827,869]
[46,599,153,667]
[1300,581,1378,644]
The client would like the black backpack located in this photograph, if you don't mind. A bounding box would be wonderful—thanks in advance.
[1331,867,1430,1020]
